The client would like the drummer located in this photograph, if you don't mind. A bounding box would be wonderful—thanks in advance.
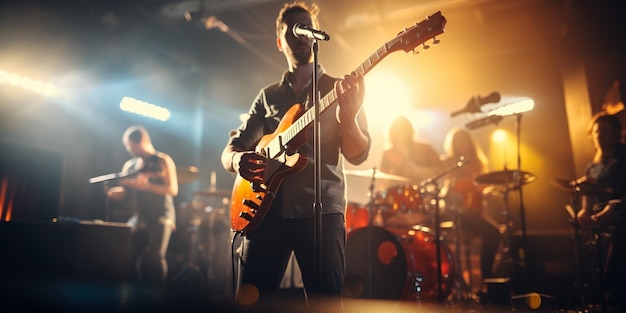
[378,117,445,227]
[380,116,445,184]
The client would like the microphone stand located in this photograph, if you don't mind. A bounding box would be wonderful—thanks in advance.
[311,38,323,298]
[509,113,553,309]
[514,113,530,291]
[568,189,586,310]
[421,179,444,303]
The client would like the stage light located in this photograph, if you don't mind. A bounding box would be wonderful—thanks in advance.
[363,71,412,130]
[0,70,61,96]
[491,129,507,143]
[119,96,171,121]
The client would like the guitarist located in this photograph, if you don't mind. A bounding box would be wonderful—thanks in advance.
[106,125,178,287]
[221,2,370,308]
[576,112,626,312]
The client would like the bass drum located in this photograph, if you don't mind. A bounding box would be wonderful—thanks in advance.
[343,226,455,302]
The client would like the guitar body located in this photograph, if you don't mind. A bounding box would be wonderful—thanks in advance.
[230,103,309,233]
[228,11,446,233]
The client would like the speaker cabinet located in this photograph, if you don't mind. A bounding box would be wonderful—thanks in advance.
[0,220,131,283]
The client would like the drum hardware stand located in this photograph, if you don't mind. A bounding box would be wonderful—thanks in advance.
[589,226,608,313]
[556,178,617,312]
[564,188,588,311]
[447,204,479,306]
[419,156,471,304]
[582,203,611,313]
[489,182,515,279]
[419,180,444,303]
[365,167,378,298]
[172,214,206,284]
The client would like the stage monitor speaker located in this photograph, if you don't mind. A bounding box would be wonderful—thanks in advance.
[0,220,131,283]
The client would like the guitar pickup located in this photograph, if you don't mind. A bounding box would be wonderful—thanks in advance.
[239,212,253,222]
[243,199,260,213]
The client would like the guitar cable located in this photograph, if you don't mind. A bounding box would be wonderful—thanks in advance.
[230,230,244,301]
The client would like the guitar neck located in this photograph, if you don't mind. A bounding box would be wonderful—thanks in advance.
[266,11,445,160]
[270,44,392,157]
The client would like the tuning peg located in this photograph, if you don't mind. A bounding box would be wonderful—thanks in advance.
[433,37,441,45]
[412,48,420,55]
[422,43,430,50]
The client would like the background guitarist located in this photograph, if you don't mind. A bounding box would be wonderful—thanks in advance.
[221,2,370,308]
[106,125,178,288]
[576,112,626,312]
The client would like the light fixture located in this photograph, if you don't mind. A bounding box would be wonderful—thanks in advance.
[488,98,535,117]
[0,70,60,96]
[119,96,171,121]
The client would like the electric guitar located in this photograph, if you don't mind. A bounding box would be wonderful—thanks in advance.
[230,11,447,233]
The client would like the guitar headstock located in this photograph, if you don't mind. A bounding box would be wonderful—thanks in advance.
[391,11,446,54]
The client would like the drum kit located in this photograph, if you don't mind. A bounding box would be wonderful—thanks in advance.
[342,166,540,304]
[169,167,233,288]
[171,164,614,308]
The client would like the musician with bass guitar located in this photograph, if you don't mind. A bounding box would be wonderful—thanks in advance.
[221,2,370,307]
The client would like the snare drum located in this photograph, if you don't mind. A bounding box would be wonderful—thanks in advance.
[343,225,455,302]
[374,184,427,227]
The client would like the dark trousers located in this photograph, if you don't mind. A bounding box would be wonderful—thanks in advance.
[129,218,173,287]
[458,212,501,279]
[238,213,345,305]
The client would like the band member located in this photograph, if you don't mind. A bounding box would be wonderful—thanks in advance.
[107,125,178,287]
[377,116,445,228]
[576,112,626,311]
[380,116,445,184]
[439,127,500,283]
[221,2,370,308]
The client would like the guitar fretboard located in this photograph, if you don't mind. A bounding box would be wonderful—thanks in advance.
[266,11,445,159]
[268,43,392,158]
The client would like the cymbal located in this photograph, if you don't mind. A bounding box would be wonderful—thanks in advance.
[475,170,537,186]
[550,178,613,196]
[177,166,199,184]
[385,213,428,227]
[550,178,576,191]
[344,169,410,183]
[194,189,232,197]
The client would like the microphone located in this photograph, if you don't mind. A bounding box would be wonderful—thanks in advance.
[450,92,501,117]
[292,23,330,41]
